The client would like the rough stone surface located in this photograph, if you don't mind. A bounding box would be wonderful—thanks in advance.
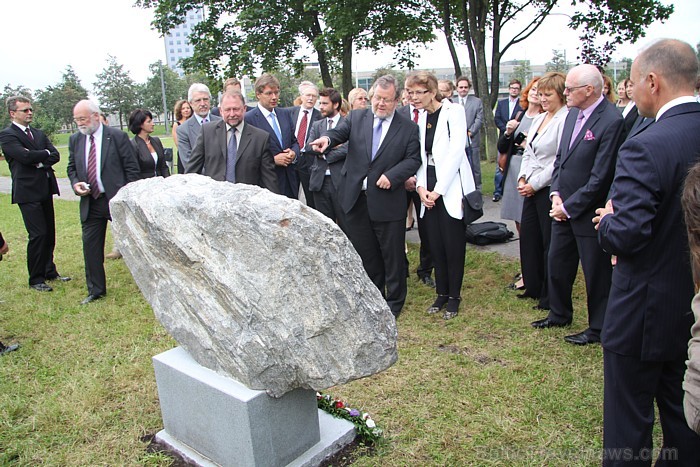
[110,174,398,397]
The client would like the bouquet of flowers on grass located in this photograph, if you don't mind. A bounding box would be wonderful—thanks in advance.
[316,392,383,444]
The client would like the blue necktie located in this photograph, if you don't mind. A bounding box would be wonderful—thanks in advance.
[371,118,384,160]
[268,112,283,147]
[225,127,237,183]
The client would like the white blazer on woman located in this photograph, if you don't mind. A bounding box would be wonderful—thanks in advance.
[517,105,568,192]
[416,99,475,219]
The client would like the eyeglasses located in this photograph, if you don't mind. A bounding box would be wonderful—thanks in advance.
[372,96,397,104]
[73,116,92,124]
[509,86,521,91]
[406,90,429,97]
[14,108,33,113]
[564,85,588,93]
[356,96,369,101]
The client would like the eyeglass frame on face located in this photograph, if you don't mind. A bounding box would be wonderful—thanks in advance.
[372,95,397,104]
[406,90,430,97]
[13,107,33,113]
[564,84,589,94]
[73,114,96,124]
[509,85,521,91]
[260,90,280,97]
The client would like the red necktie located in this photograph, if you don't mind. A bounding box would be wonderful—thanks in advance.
[25,127,34,140]
[412,108,419,124]
[297,110,308,146]
[88,135,99,199]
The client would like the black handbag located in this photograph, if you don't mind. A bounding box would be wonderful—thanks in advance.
[459,169,483,226]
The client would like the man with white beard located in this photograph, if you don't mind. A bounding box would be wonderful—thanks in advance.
[67,100,140,305]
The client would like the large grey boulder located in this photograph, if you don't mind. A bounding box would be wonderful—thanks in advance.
[110,175,397,397]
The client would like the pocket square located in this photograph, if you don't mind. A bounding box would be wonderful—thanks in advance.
[584,129,595,141]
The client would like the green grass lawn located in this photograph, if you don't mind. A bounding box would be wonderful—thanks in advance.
[0,190,625,465]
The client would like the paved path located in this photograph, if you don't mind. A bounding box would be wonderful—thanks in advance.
[0,176,520,259]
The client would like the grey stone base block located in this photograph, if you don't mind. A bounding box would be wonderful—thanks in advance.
[153,347,355,467]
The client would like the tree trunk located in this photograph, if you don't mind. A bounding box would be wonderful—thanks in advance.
[441,0,462,78]
[341,36,353,97]
[310,15,334,88]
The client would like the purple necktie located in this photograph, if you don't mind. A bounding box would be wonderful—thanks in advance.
[25,127,34,140]
[371,119,384,160]
[569,112,586,149]
[88,135,99,199]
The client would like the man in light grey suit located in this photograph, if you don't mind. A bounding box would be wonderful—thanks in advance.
[454,76,484,190]
[177,83,221,173]
[187,92,279,193]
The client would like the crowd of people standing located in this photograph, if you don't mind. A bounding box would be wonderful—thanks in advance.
[2,37,700,464]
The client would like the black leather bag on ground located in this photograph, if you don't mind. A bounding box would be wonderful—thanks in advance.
[465,221,514,245]
[462,190,484,226]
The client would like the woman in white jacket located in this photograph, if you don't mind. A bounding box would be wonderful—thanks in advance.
[516,72,568,311]
[407,72,475,320]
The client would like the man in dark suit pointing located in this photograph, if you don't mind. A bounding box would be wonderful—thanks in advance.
[531,64,624,346]
[310,75,421,317]
[0,96,70,291]
[68,100,140,305]
[595,38,700,465]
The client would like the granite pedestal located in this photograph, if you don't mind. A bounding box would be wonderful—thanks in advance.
[153,347,355,467]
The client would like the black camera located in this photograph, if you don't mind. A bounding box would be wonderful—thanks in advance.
[513,132,526,145]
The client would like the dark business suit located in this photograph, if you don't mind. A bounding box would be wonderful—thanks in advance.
[0,124,61,285]
[289,106,322,207]
[397,105,434,281]
[177,113,222,172]
[494,97,523,197]
[304,115,347,222]
[621,103,639,140]
[186,120,279,193]
[598,102,700,465]
[67,125,140,297]
[131,135,170,179]
[325,108,421,316]
[245,106,300,198]
[546,98,624,336]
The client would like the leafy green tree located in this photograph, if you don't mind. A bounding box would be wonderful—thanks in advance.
[546,50,569,73]
[432,0,673,159]
[35,66,89,129]
[511,61,532,85]
[143,61,188,122]
[93,55,139,130]
[137,0,434,96]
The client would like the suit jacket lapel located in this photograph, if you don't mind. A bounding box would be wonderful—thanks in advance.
[363,111,374,161]
[215,121,227,161]
[76,134,87,177]
[12,124,38,149]
[101,130,112,171]
[236,124,253,167]
[566,104,602,159]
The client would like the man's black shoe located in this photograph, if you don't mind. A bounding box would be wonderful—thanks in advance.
[531,317,572,329]
[30,283,53,292]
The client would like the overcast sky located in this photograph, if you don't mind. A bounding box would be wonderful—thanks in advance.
[2,0,698,97]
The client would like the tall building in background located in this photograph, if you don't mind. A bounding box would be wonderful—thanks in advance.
[163,7,205,76]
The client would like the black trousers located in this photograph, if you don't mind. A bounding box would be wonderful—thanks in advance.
[406,190,434,279]
[519,189,552,308]
[342,193,406,316]
[296,154,315,209]
[422,166,466,298]
[603,349,700,466]
[18,199,58,285]
[312,175,344,230]
[82,196,110,297]
[547,221,611,335]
